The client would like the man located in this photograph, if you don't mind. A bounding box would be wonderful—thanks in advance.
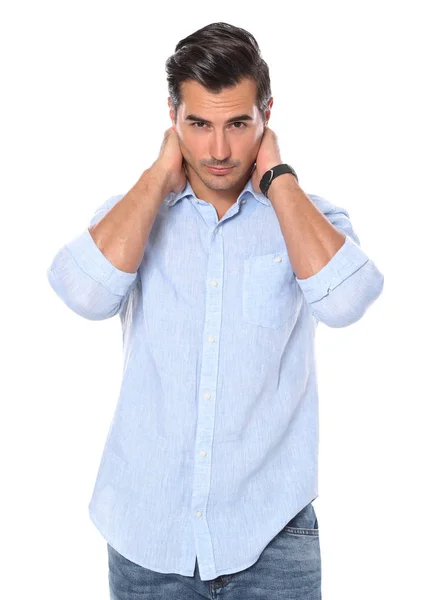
[47,21,384,599]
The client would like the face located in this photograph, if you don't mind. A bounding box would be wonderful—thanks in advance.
[168,77,272,202]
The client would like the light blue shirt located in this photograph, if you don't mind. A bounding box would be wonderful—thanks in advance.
[47,175,384,580]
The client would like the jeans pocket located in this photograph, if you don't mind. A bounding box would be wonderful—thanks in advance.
[283,502,319,536]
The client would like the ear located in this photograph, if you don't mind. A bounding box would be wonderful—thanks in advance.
[168,98,176,126]
[264,97,273,127]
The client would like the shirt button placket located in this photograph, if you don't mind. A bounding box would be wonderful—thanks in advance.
[191,222,224,575]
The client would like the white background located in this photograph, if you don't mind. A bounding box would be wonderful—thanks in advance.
[1,1,434,598]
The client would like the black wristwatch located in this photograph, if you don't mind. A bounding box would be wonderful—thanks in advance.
[259,164,299,199]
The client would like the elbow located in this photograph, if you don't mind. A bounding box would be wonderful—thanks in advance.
[46,265,126,321]
[309,262,384,328]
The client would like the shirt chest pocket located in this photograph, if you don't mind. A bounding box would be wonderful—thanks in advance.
[242,249,297,329]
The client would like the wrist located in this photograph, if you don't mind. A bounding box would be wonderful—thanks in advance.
[260,163,299,199]
[133,166,171,202]
[144,163,173,196]
[267,172,299,198]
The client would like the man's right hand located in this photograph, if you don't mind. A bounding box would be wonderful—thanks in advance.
[151,127,187,196]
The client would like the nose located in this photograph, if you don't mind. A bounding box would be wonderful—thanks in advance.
[209,132,231,164]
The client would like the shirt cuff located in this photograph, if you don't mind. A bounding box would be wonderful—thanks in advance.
[64,227,138,296]
[295,234,370,304]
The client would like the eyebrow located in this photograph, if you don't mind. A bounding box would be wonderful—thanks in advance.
[185,113,254,125]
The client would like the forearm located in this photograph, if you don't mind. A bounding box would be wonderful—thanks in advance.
[88,165,170,274]
[267,174,346,280]
[267,173,384,327]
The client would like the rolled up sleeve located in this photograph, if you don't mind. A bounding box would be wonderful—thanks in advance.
[295,194,384,327]
[47,194,138,320]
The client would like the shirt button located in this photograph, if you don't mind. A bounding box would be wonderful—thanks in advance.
[204,392,211,399]
[200,450,207,457]
[211,279,218,286]
[208,335,215,343]
[241,199,247,204]
[196,511,202,518]
[274,256,282,262]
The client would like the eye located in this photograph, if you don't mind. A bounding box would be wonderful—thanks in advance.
[190,122,247,129]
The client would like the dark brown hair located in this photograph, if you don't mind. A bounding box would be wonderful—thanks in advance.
[165,22,271,124]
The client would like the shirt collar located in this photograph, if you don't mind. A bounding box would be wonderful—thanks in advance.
[164,175,271,207]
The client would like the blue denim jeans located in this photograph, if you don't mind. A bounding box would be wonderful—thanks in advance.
[107,501,321,599]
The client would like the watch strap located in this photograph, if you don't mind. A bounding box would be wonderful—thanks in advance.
[259,164,299,198]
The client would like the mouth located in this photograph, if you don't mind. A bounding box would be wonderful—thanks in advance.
[206,166,234,175]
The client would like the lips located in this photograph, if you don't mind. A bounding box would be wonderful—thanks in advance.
[207,166,233,174]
